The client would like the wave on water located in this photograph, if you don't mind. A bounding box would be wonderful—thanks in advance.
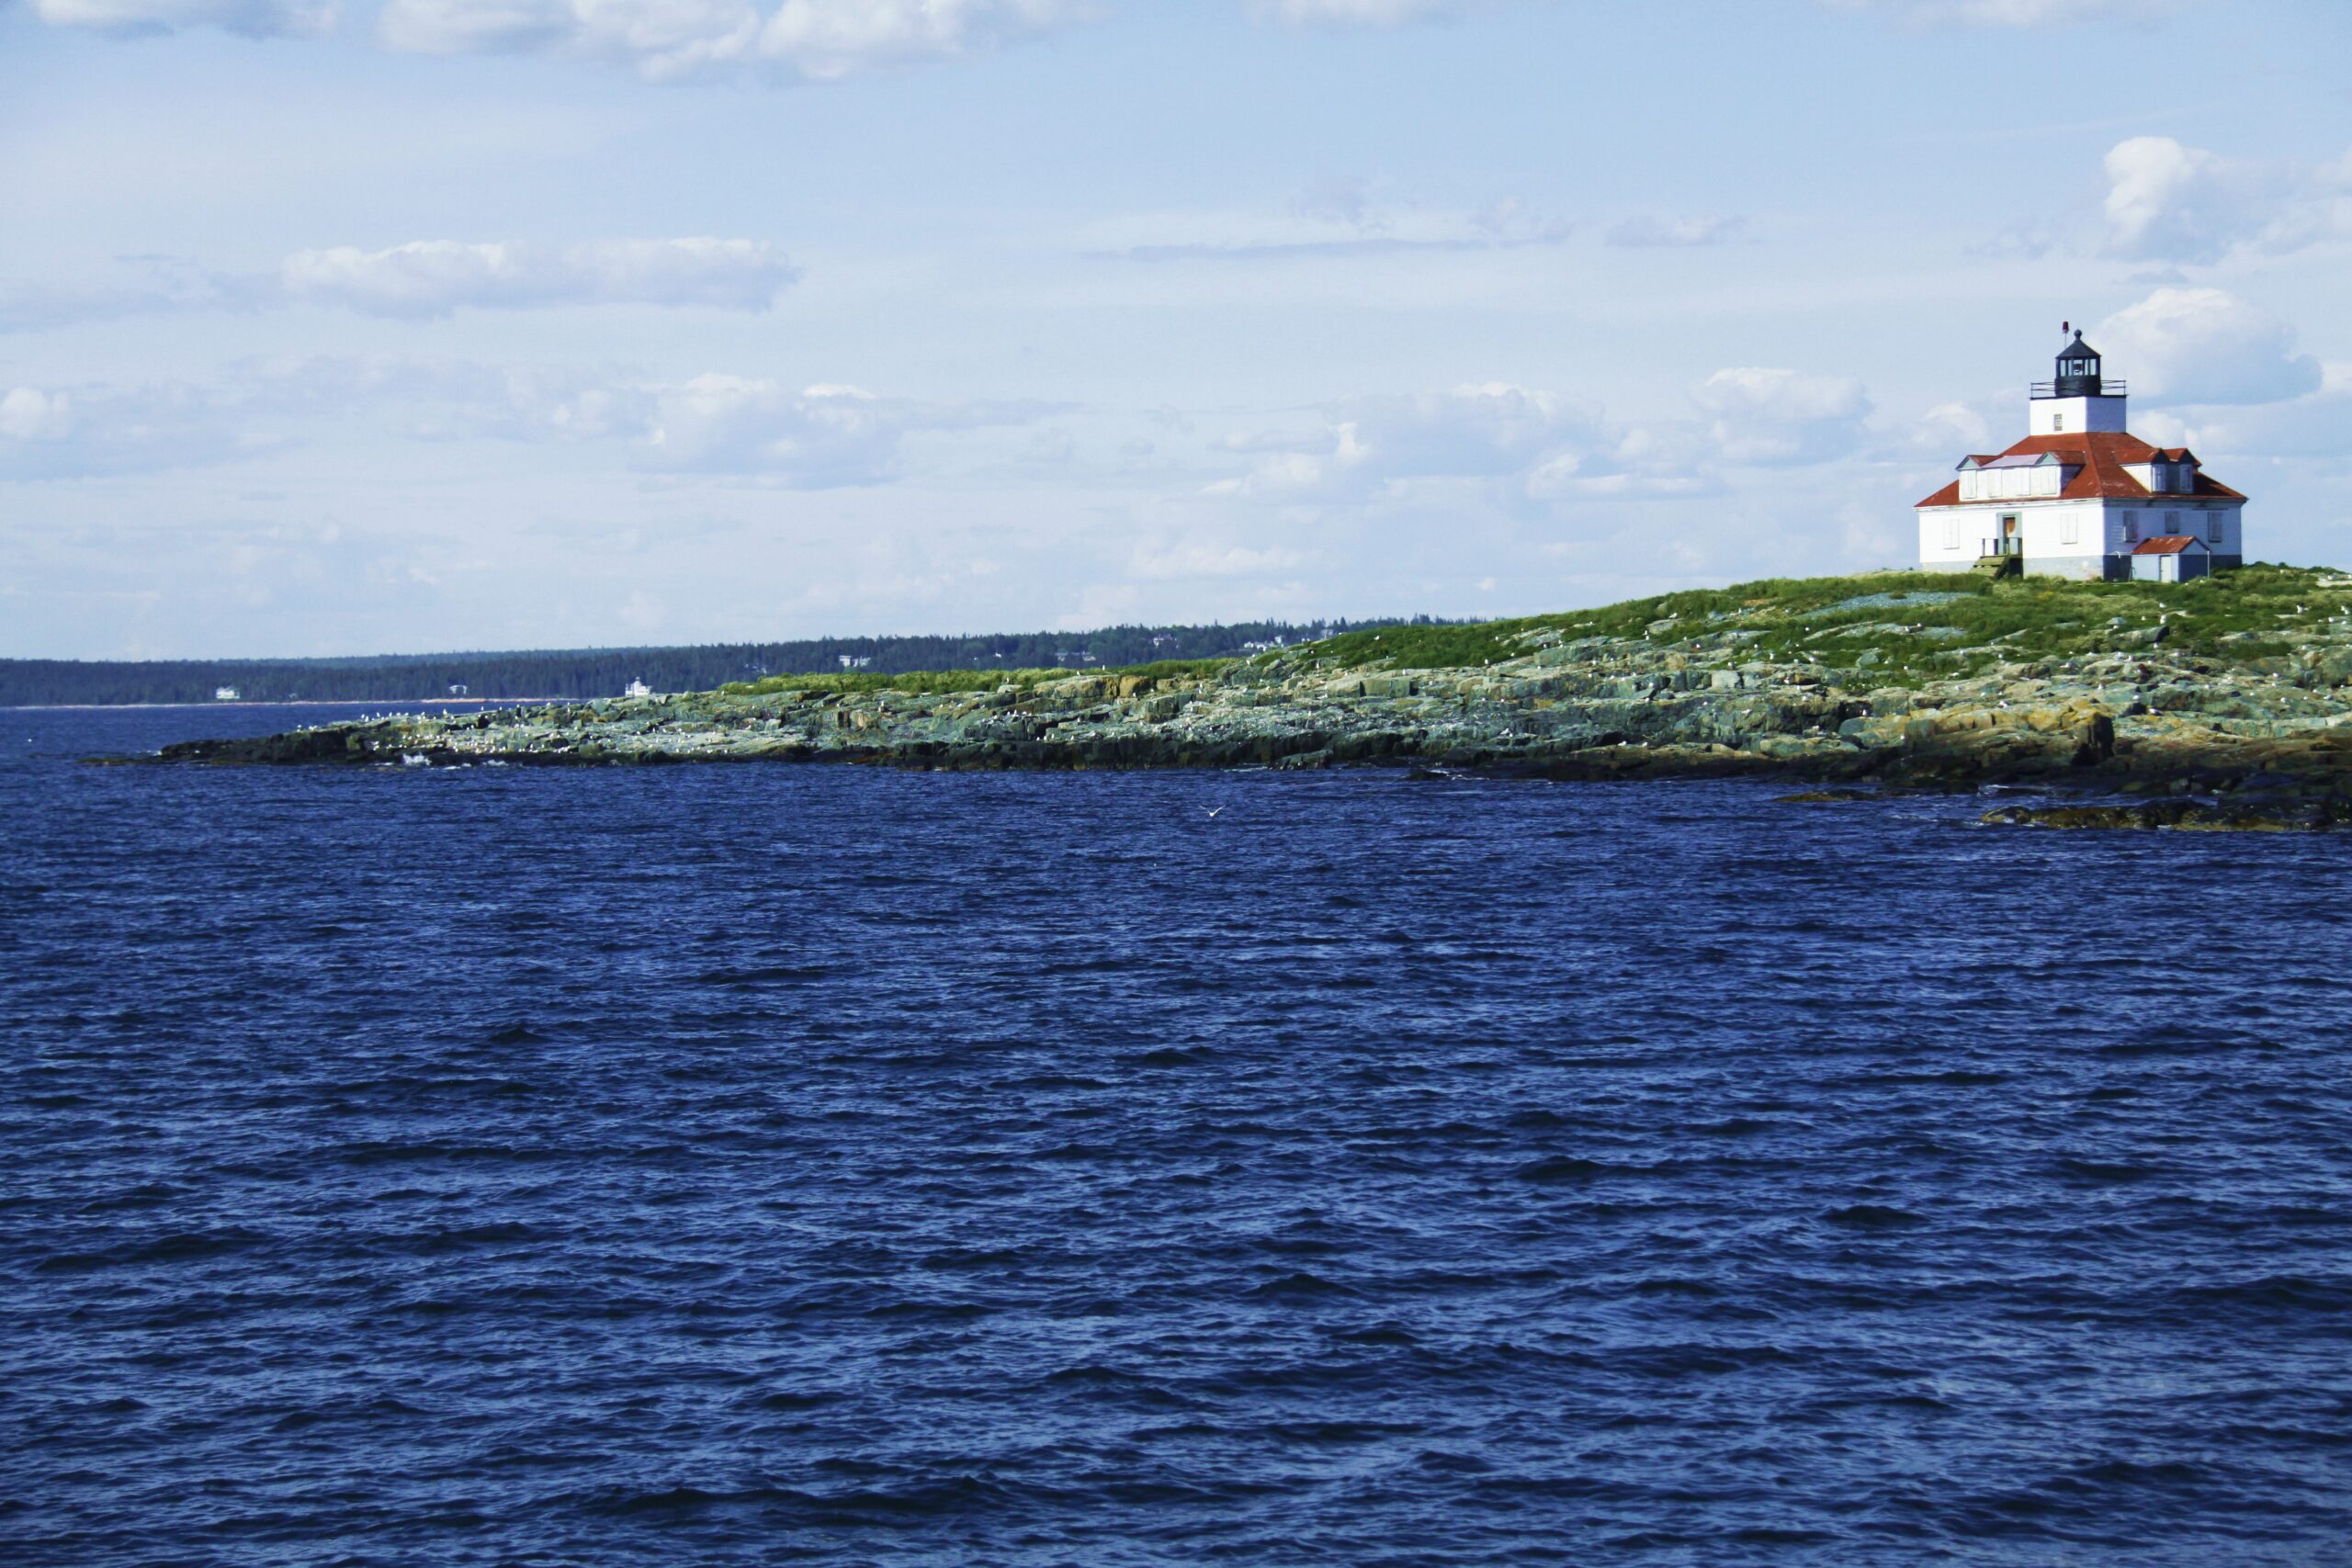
[5,705,2351,1565]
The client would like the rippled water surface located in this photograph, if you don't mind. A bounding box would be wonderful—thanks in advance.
[6,705,2352,1566]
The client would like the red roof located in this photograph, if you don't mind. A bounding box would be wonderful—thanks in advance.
[2132,536,2208,555]
[1916,431,2245,509]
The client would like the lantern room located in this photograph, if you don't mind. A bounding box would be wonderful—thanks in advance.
[2051,330,2104,397]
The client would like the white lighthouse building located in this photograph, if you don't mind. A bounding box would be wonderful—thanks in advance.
[1916,329,2245,581]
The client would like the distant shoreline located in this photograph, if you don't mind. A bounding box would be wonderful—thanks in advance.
[0,617,1426,709]
[6,698,571,712]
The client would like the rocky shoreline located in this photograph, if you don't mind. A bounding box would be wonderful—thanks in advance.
[154,596,2352,826]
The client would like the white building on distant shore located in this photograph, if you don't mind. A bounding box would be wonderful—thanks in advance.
[1916,328,2245,581]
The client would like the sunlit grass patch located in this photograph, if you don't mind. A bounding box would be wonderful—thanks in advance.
[1284,564,2352,682]
[718,658,1233,699]
[708,565,2351,697]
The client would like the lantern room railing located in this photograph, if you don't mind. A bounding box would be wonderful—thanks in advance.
[2030,379,2125,398]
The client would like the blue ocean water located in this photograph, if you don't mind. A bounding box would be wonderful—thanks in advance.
[5,705,2352,1566]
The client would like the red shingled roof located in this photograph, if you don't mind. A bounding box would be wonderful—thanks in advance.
[1916,430,2245,509]
[2132,536,2208,555]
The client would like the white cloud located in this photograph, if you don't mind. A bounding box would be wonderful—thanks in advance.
[2095,287,2322,406]
[1202,375,1878,511]
[1963,221,2058,261]
[759,0,1075,79]
[1126,539,1307,580]
[278,238,797,317]
[1605,214,1747,248]
[1091,192,1569,263]
[30,0,337,37]
[1693,367,1872,465]
[1825,0,2188,27]
[1525,414,1753,502]
[492,366,1049,485]
[0,256,260,334]
[1213,426,1336,455]
[1207,432,1367,502]
[1339,382,1602,479]
[1524,450,1708,501]
[2131,363,2352,459]
[639,376,902,481]
[1916,399,1991,454]
[1250,0,1485,24]
[277,357,663,443]
[2102,136,2352,264]
[3,241,794,331]
[373,0,1082,82]
[0,357,1045,485]
[1292,174,1376,228]
[2103,138,2267,264]
[0,388,77,443]
[0,380,262,479]
[343,359,1046,482]
[1209,382,1605,502]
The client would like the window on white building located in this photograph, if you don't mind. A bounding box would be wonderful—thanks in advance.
[2060,514,2079,545]
[2122,512,2138,543]
[2166,511,2181,533]
[1943,517,1960,549]
[2209,513,2224,543]
[2052,412,2065,432]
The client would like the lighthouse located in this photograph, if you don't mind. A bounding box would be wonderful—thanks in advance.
[1914,328,2245,581]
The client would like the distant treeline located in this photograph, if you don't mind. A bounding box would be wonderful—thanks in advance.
[0,617,1455,706]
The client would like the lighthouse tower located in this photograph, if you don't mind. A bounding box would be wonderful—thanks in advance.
[1914,326,2246,581]
[2028,330,2127,436]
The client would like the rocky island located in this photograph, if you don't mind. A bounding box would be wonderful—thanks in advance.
[161,565,2352,828]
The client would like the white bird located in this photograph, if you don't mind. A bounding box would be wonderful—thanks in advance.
[1203,807,1224,818]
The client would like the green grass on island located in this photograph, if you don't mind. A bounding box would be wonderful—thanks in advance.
[714,565,2351,697]
[1295,563,2352,684]
[718,658,1233,699]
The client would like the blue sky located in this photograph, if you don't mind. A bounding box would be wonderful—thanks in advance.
[4,0,2348,659]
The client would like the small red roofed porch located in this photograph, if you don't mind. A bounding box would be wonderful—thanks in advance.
[2130,536,2211,583]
